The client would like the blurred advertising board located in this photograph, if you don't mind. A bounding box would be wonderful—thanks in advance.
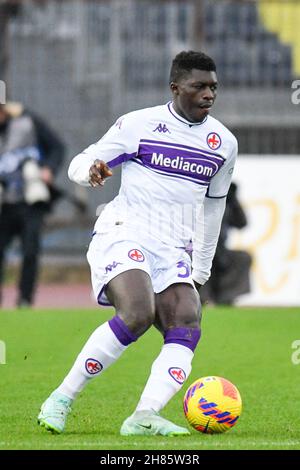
[229,156,300,306]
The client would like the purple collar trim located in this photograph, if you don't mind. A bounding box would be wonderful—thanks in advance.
[167,102,208,127]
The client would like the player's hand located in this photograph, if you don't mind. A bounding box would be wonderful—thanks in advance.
[89,159,113,187]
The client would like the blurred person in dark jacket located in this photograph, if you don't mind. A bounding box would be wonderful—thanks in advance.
[200,182,252,305]
[0,102,65,307]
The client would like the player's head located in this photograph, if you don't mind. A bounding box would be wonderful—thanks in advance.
[169,51,218,123]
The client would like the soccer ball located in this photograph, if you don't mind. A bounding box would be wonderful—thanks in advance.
[183,376,242,433]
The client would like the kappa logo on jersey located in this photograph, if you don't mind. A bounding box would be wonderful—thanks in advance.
[207,132,222,150]
[153,123,171,134]
[128,249,145,262]
[115,117,124,129]
[168,367,186,385]
[85,358,103,375]
[105,261,123,274]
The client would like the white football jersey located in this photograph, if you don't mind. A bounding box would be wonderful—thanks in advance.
[68,102,237,284]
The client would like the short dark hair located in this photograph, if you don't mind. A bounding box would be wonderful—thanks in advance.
[169,50,216,83]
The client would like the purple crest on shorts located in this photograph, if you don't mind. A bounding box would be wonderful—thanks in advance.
[128,249,145,262]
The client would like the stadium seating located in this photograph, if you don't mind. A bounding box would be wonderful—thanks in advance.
[203,0,293,86]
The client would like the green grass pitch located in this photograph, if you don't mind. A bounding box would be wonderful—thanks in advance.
[0,306,300,450]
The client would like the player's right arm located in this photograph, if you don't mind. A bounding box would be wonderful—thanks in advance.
[68,113,140,187]
[88,160,113,187]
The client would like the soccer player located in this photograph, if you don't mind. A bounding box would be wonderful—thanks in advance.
[38,51,237,436]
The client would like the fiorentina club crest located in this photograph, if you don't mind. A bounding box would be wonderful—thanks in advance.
[168,367,186,385]
[128,249,145,262]
[85,358,103,375]
[206,132,222,150]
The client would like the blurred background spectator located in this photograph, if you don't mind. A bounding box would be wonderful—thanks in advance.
[200,183,252,305]
[0,101,65,307]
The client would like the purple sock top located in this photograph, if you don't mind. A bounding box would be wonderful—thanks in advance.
[108,315,138,346]
[164,327,201,352]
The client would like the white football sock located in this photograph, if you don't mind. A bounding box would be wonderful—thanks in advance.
[135,343,193,413]
[56,322,127,399]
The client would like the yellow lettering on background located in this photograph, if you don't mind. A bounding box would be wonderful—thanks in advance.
[286,195,300,261]
[254,262,289,294]
[246,199,279,251]
[232,198,292,294]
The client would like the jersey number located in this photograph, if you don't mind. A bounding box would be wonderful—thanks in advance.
[177,261,190,278]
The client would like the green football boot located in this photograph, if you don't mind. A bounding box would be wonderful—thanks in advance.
[120,410,190,437]
[38,391,73,434]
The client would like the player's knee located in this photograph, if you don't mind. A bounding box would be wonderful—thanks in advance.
[176,294,202,330]
[159,291,202,352]
[164,326,201,353]
[117,297,155,337]
[182,307,202,329]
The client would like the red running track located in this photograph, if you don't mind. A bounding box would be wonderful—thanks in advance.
[1,284,99,309]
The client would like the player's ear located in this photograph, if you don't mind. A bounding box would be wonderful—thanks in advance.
[170,82,179,95]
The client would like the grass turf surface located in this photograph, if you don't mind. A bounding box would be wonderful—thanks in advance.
[0,306,300,450]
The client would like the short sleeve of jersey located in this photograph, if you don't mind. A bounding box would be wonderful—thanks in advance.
[81,113,141,168]
[206,138,237,198]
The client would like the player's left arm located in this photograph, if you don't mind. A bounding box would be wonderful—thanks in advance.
[192,197,227,288]
[192,138,237,287]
